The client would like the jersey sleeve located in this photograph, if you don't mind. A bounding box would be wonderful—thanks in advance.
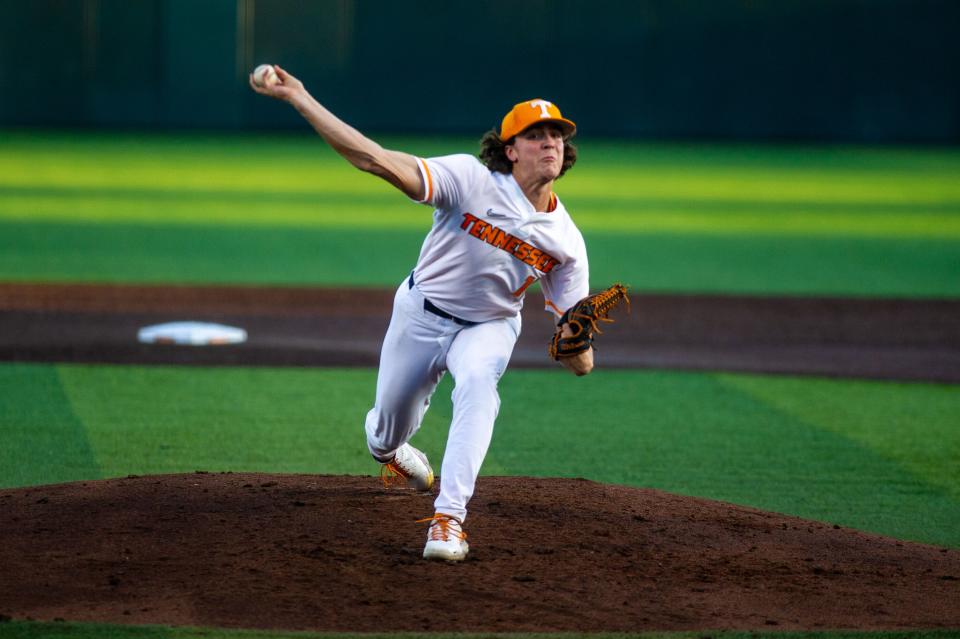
[540,229,590,318]
[414,154,486,210]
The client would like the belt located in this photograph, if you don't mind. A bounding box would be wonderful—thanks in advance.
[408,273,477,326]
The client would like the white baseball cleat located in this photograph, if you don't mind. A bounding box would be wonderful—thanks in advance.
[379,443,434,491]
[419,513,469,561]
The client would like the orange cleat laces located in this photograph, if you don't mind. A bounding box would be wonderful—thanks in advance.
[416,513,467,542]
[379,460,410,488]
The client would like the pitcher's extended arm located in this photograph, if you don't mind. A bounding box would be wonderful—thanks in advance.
[249,65,423,200]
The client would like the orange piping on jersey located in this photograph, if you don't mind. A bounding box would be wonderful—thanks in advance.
[546,192,557,213]
[545,299,565,315]
[512,275,537,297]
[418,158,435,203]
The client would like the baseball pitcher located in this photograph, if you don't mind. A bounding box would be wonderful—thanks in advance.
[251,66,625,561]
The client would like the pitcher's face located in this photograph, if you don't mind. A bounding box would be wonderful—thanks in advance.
[506,123,566,182]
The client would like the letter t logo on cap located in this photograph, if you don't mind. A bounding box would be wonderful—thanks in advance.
[529,100,553,118]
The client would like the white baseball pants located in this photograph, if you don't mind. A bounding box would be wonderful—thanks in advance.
[364,276,521,522]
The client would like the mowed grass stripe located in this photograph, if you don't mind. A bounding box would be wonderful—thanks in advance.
[56,365,380,479]
[585,231,960,298]
[4,363,958,548]
[0,363,100,487]
[3,190,958,238]
[0,221,426,288]
[1,219,959,297]
[719,374,960,500]
[3,131,960,203]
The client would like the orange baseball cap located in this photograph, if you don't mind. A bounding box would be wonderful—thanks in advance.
[499,99,576,141]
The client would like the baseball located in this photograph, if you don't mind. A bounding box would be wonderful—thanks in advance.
[252,64,279,88]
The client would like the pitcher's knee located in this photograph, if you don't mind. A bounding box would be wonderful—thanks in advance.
[364,407,413,459]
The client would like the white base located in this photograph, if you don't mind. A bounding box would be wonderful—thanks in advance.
[138,321,247,346]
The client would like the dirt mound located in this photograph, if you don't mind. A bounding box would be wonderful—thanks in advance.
[1,473,958,632]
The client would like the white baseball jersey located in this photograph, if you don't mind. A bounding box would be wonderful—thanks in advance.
[412,154,589,323]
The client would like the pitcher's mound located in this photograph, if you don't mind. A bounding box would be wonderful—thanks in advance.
[1,473,958,632]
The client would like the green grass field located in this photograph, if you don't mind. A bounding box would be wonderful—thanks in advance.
[2,131,959,296]
[1,131,958,639]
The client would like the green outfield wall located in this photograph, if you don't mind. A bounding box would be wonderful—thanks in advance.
[2,0,958,142]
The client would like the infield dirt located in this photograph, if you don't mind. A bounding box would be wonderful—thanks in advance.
[1,473,959,632]
[2,282,958,381]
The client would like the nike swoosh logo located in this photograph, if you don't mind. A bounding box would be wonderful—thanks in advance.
[485,208,507,218]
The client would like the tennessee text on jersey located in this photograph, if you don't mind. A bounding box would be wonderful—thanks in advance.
[460,212,560,273]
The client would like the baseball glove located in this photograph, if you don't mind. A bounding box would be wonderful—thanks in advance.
[549,283,630,360]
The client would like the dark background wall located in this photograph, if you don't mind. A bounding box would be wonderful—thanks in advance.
[2,0,958,142]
